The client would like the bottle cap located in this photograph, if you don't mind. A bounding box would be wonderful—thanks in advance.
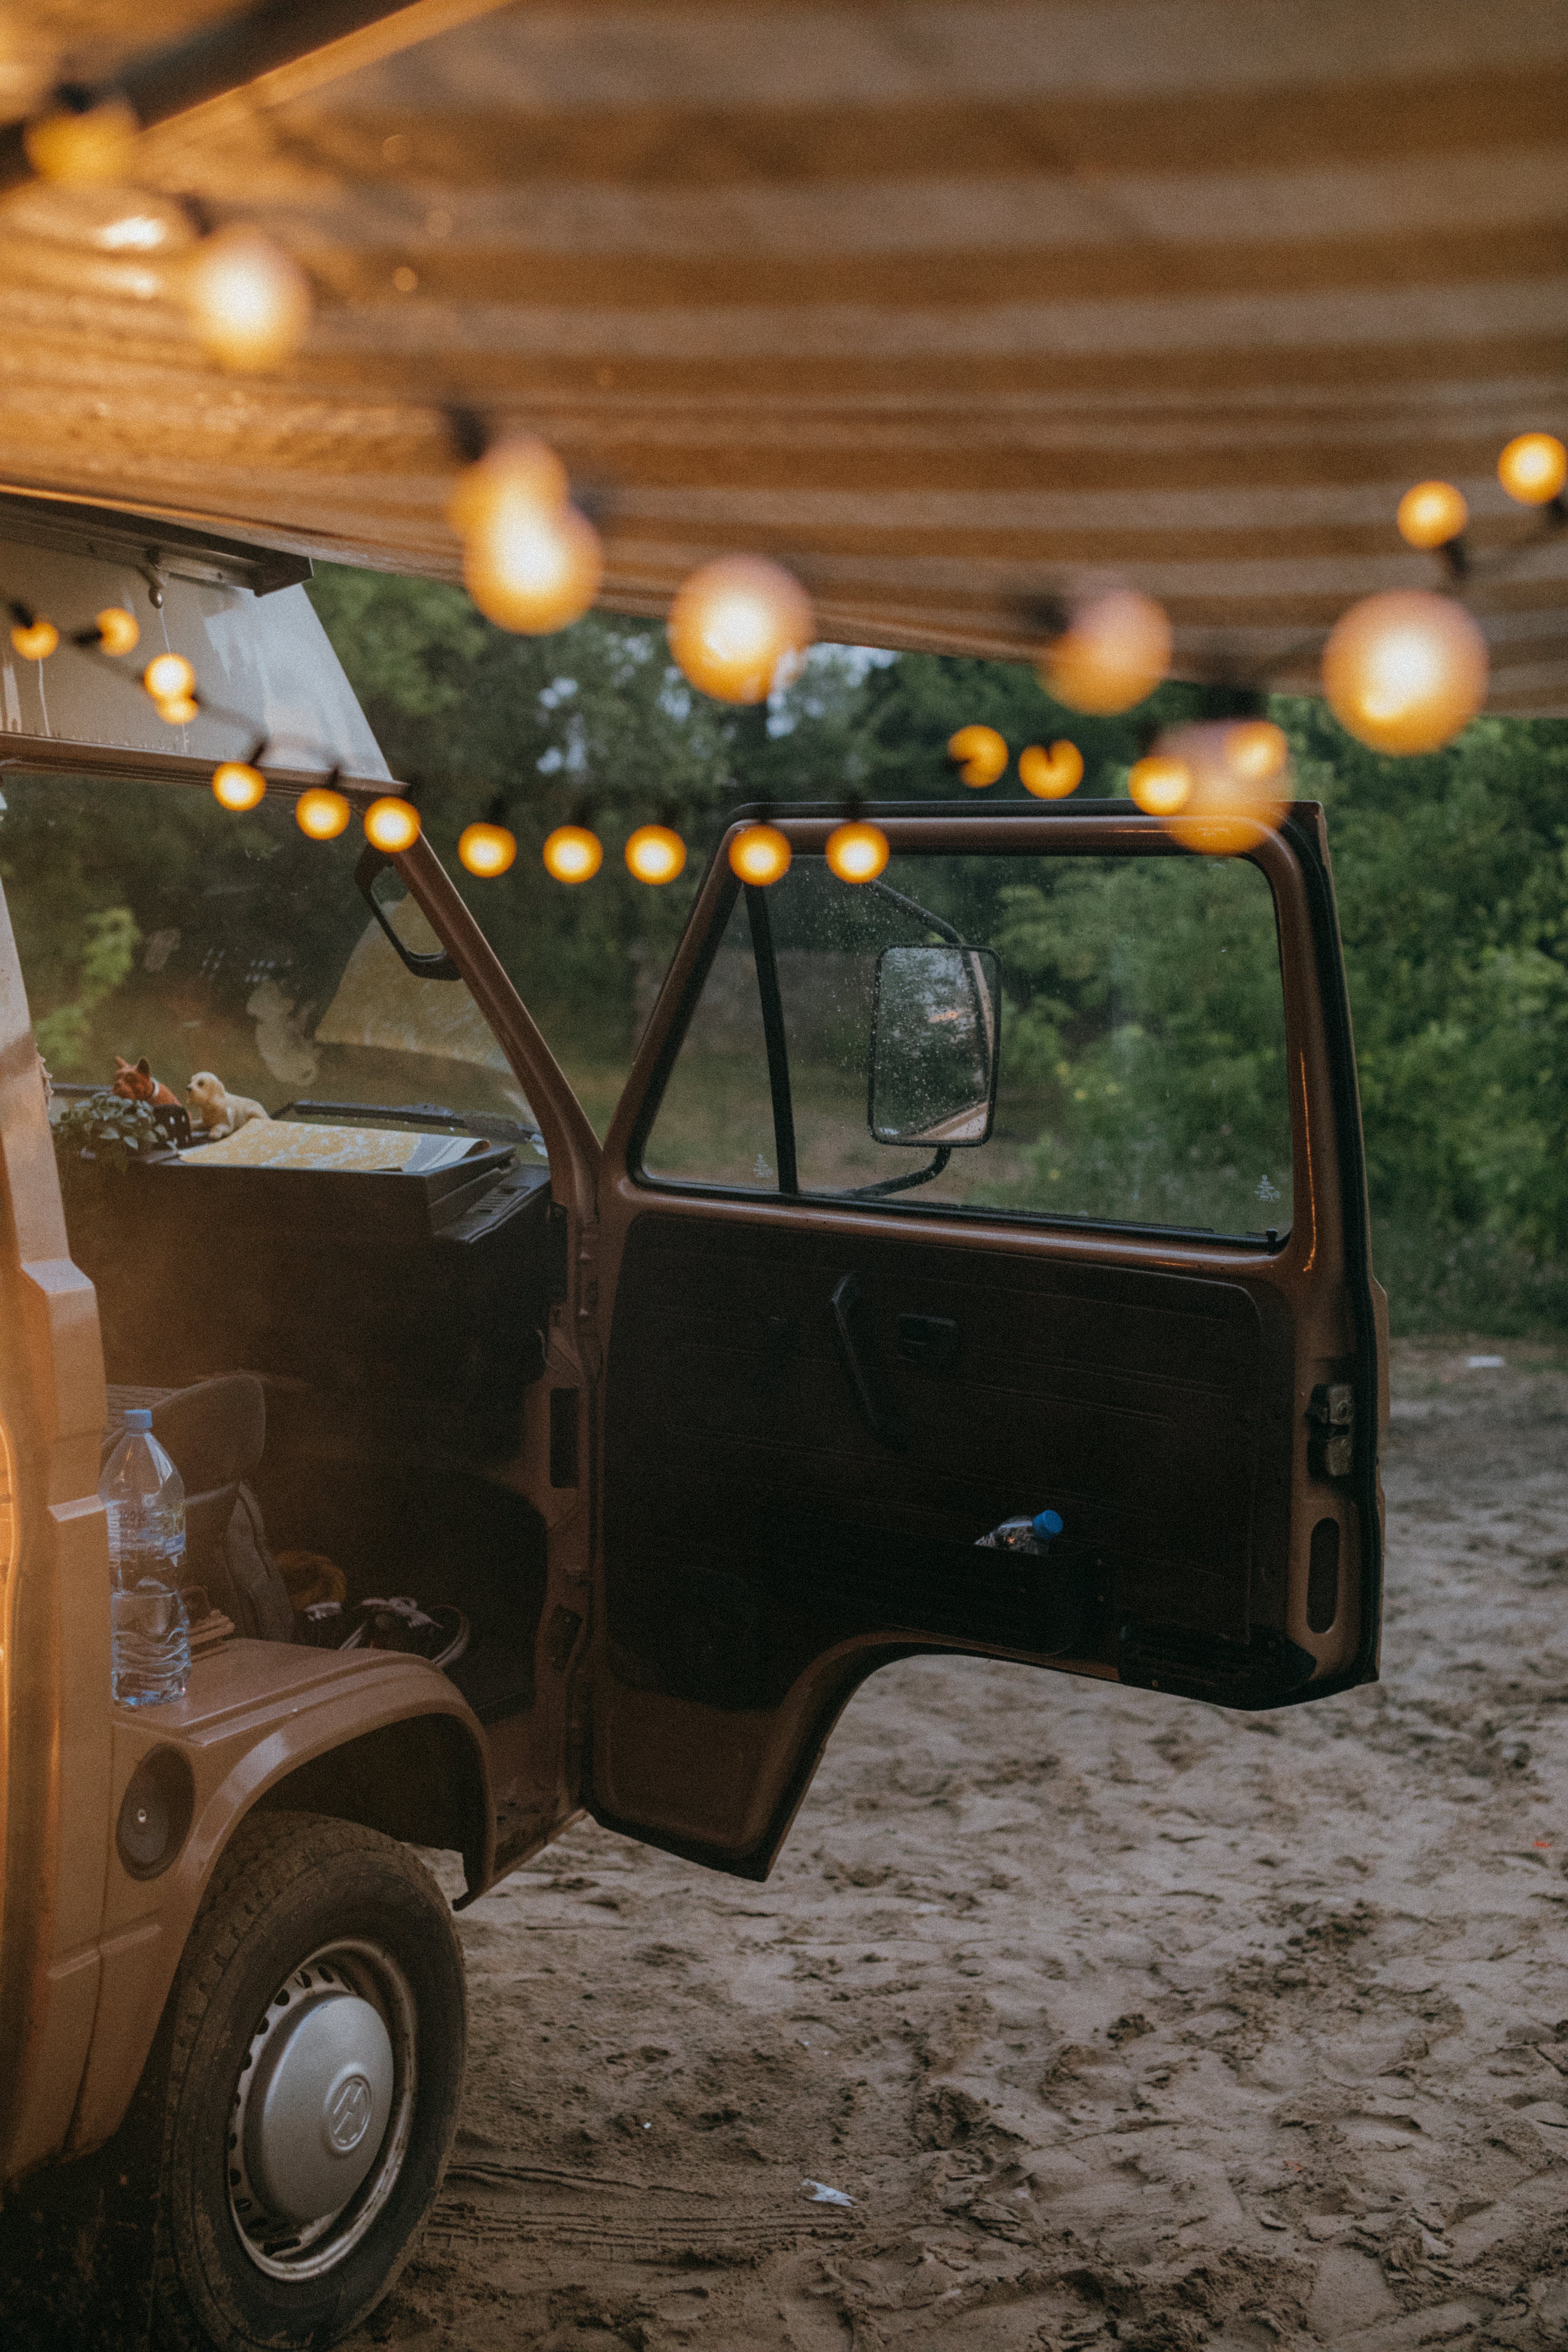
[123,1408,153,1430]
[1032,1508,1064,1540]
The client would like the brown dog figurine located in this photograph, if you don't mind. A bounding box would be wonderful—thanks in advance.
[113,1054,180,1110]
[111,1055,192,1148]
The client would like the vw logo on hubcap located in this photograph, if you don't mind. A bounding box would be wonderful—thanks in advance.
[325,2070,374,2154]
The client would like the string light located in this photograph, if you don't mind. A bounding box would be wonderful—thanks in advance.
[668,555,813,704]
[458,820,517,877]
[449,436,568,534]
[1225,719,1288,783]
[451,435,602,635]
[156,694,199,725]
[1018,741,1084,798]
[1041,590,1171,715]
[295,787,351,841]
[1397,481,1468,551]
[8,612,57,660]
[93,606,139,656]
[1153,721,1292,856]
[728,822,792,885]
[1498,433,1567,507]
[144,653,195,703]
[23,95,137,186]
[1322,589,1488,755]
[212,761,265,812]
[625,824,687,884]
[947,725,1008,787]
[542,824,603,883]
[363,796,422,853]
[825,819,890,884]
[1128,755,1192,817]
[183,225,312,372]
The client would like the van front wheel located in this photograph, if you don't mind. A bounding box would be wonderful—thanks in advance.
[152,1811,466,2351]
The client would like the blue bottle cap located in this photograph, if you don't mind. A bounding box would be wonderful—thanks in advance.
[123,1408,153,1430]
[1032,1508,1063,1540]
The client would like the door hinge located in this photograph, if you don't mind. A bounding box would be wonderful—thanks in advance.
[1308,1382,1354,1478]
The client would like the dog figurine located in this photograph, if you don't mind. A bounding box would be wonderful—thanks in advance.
[112,1055,180,1111]
[186,1071,270,1141]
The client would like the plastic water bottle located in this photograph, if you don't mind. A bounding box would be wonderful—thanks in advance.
[976,1508,1064,1554]
[102,1408,190,1707]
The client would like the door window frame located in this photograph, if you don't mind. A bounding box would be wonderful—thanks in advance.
[625,800,1303,1256]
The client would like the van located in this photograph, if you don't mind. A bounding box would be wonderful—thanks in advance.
[0,502,1383,2349]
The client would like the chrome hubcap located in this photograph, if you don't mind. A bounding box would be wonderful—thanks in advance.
[227,1940,416,2279]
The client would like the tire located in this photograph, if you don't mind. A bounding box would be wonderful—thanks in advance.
[151,1811,466,2351]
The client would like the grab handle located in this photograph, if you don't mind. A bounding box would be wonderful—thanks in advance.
[830,1273,913,1452]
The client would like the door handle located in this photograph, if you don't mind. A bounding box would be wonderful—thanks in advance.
[829,1273,913,1452]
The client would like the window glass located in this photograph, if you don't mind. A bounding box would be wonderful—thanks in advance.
[641,891,777,1190]
[0,772,537,1139]
[641,847,1292,1240]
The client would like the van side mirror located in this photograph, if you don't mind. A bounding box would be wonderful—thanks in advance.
[868,944,1000,1148]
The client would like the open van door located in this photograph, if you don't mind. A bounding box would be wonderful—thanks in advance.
[586,803,1384,1878]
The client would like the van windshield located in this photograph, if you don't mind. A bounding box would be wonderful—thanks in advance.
[0,771,536,1139]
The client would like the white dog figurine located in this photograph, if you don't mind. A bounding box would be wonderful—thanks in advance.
[186,1071,270,1141]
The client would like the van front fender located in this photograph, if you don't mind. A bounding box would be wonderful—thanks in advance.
[66,1640,491,2163]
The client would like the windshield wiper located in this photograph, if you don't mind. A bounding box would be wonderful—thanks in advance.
[275,1099,545,1151]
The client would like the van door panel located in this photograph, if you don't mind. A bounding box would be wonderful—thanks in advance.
[590,807,1379,1875]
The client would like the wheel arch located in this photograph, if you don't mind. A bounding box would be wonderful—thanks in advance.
[249,1711,491,1891]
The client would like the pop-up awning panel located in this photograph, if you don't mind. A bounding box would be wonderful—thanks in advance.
[1,1,1564,708]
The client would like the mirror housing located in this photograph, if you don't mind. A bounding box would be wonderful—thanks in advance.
[868,944,1000,1149]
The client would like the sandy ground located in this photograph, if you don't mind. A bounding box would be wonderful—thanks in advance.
[356,1343,1568,2352]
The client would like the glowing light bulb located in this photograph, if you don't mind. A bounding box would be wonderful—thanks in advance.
[295,787,351,841]
[1322,589,1488,755]
[1040,590,1171,716]
[825,820,890,884]
[24,96,138,186]
[1147,722,1292,856]
[458,820,517,877]
[9,617,57,660]
[542,824,603,883]
[144,652,195,703]
[183,225,312,372]
[947,725,1008,788]
[1018,740,1084,799]
[464,497,601,636]
[155,694,199,725]
[448,437,569,538]
[1225,719,1289,784]
[1128,755,1192,817]
[728,822,792,886]
[668,556,813,705]
[1498,432,1567,507]
[363,796,422,853]
[625,824,687,885]
[94,606,139,656]
[1397,481,1468,551]
[212,761,265,812]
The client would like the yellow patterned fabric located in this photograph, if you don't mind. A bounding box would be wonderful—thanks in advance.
[1,2,1565,706]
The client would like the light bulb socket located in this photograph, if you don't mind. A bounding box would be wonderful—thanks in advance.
[484,792,510,827]
[7,600,34,628]
[1013,590,1071,639]
[1437,536,1470,580]
[443,404,490,465]
[245,734,268,766]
